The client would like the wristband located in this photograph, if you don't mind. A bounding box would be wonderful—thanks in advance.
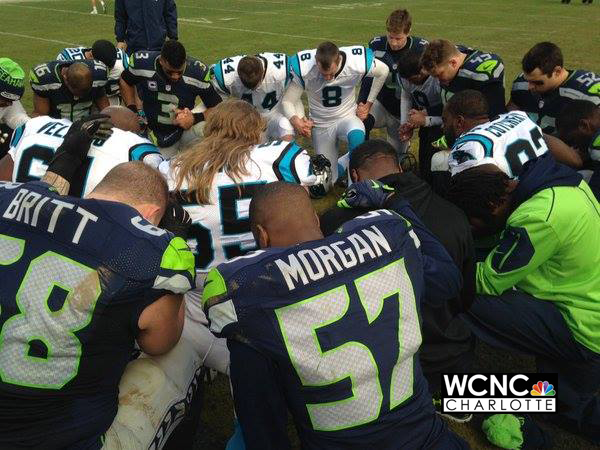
[193,112,205,124]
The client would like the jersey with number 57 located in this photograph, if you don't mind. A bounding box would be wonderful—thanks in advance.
[160,140,316,274]
[0,180,194,449]
[120,51,222,141]
[8,116,163,197]
[289,46,377,126]
[449,110,548,177]
[29,60,108,121]
[57,46,129,99]
[202,210,448,449]
[211,52,289,115]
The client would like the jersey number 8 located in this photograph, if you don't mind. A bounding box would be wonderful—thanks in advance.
[0,235,101,389]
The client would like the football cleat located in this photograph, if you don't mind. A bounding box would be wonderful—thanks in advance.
[308,154,332,199]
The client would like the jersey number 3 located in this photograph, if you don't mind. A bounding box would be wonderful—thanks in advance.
[276,259,421,431]
[0,235,101,389]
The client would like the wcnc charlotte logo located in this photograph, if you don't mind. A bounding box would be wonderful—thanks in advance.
[441,373,557,413]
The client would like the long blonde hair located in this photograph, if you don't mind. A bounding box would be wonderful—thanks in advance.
[173,99,266,204]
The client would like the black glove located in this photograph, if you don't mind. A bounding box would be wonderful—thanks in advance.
[337,180,395,209]
[46,114,113,181]
[159,201,192,239]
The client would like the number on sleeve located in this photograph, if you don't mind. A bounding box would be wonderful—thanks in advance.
[300,53,311,61]
[352,48,363,56]
[0,236,101,389]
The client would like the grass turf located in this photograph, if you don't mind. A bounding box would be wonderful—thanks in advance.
[2,0,600,448]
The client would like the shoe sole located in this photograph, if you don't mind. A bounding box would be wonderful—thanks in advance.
[436,411,473,423]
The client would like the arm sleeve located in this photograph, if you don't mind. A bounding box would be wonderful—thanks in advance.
[384,195,462,302]
[228,340,291,450]
[425,116,443,127]
[281,80,304,119]
[365,59,390,103]
[476,215,559,296]
[3,101,30,130]
[400,83,411,125]
[114,0,127,42]
[198,84,222,109]
[164,0,178,39]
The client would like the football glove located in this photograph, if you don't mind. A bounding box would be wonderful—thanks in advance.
[308,154,332,199]
[159,200,192,239]
[337,180,395,209]
[46,114,113,181]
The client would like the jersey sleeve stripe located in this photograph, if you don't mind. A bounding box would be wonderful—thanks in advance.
[288,55,304,88]
[9,125,25,149]
[284,54,290,87]
[454,134,495,157]
[274,142,303,183]
[364,47,374,74]
[129,143,160,161]
[211,62,229,94]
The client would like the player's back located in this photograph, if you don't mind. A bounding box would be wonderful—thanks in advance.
[203,210,447,449]
[163,140,313,273]
[289,46,374,126]
[29,60,108,120]
[449,110,548,177]
[57,46,128,99]
[211,52,289,115]
[0,180,194,449]
[9,116,162,197]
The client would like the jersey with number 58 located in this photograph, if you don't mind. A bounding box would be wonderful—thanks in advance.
[160,140,316,274]
[8,116,163,197]
[289,46,377,126]
[449,111,548,177]
[202,210,448,449]
[211,52,289,115]
[0,180,194,449]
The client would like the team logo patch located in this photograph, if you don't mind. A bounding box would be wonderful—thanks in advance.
[166,84,171,92]
[148,81,158,91]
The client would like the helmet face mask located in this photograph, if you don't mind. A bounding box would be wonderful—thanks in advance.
[308,154,332,199]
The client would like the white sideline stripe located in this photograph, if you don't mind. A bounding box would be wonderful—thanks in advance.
[0,31,75,46]
[175,4,557,32]
[4,4,354,43]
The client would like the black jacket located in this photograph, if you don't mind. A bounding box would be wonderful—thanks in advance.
[320,172,475,387]
[115,0,178,53]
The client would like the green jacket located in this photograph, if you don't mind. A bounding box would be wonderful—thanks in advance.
[477,155,600,353]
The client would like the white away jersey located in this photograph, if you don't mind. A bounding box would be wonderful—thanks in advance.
[211,52,289,115]
[9,116,162,197]
[160,140,316,273]
[399,75,443,117]
[449,111,548,178]
[57,46,128,97]
[289,46,376,126]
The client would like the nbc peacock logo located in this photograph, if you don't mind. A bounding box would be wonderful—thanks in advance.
[531,381,555,396]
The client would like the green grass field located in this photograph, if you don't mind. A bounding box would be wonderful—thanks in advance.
[2,0,600,448]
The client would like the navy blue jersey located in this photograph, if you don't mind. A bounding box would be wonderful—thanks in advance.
[57,46,129,98]
[510,69,600,135]
[121,51,222,143]
[30,60,108,121]
[359,35,428,116]
[203,210,449,450]
[442,46,506,117]
[0,181,194,449]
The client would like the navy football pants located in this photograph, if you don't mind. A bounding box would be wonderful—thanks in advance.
[462,290,600,444]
